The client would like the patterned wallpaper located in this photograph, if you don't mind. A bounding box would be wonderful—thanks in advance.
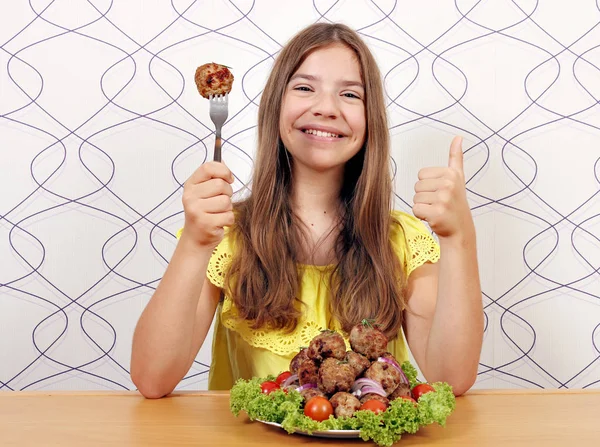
[1,0,599,391]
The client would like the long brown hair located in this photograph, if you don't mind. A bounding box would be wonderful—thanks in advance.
[225,23,407,340]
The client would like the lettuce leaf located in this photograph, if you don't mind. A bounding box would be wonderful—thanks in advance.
[229,377,263,417]
[230,378,304,423]
[229,365,456,447]
[400,361,419,388]
[353,410,399,446]
[416,382,456,427]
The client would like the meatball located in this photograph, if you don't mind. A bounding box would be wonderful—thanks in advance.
[290,348,310,375]
[194,63,234,99]
[297,358,319,385]
[349,322,388,360]
[318,358,355,394]
[345,351,371,378]
[364,361,402,395]
[330,392,361,418]
[389,382,411,400]
[300,387,325,402]
[359,393,389,406]
[307,330,346,362]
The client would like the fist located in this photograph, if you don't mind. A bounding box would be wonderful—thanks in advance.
[181,161,235,248]
[412,136,472,239]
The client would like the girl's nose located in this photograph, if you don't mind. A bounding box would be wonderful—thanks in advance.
[311,92,339,119]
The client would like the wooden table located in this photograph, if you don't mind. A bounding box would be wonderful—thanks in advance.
[1,389,599,446]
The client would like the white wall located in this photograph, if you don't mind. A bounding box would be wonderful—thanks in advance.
[1,0,599,391]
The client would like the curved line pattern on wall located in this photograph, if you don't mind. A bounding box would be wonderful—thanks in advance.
[0,0,599,391]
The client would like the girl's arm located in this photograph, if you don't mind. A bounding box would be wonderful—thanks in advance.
[404,136,484,396]
[130,235,221,398]
[131,162,235,398]
[403,231,483,396]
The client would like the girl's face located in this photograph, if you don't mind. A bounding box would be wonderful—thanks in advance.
[279,44,367,174]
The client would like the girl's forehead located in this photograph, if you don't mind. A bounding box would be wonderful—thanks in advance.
[302,44,357,63]
[293,45,363,80]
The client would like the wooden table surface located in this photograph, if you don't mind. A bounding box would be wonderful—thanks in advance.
[1,389,599,446]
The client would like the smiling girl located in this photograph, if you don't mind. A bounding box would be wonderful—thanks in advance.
[130,23,483,398]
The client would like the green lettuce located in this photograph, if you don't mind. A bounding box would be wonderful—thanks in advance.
[229,364,456,447]
[230,378,303,423]
[416,382,456,427]
[400,361,419,388]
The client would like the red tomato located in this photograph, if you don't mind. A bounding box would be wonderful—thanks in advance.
[275,371,292,386]
[400,396,417,404]
[359,399,387,414]
[260,381,280,394]
[304,396,334,422]
[412,383,435,400]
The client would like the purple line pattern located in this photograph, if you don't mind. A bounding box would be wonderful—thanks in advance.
[0,1,599,391]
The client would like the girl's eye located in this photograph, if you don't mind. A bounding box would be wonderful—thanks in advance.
[294,86,312,92]
[343,92,361,99]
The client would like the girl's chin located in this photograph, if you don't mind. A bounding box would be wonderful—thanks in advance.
[291,157,349,174]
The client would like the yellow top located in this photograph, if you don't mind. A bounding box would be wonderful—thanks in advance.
[182,210,440,389]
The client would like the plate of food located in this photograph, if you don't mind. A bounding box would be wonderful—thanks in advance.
[230,320,456,446]
[258,420,360,438]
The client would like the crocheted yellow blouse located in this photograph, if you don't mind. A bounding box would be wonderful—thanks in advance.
[195,210,439,390]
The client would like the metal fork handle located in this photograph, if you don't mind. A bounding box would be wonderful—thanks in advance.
[213,128,222,162]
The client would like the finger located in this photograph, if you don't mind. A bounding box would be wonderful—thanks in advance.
[414,178,449,193]
[412,203,433,222]
[193,178,234,199]
[418,167,447,180]
[413,192,437,205]
[210,210,235,228]
[201,195,233,213]
[448,136,464,173]
[188,161,234,185]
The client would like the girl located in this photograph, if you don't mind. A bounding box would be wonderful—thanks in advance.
[130,23,483,398]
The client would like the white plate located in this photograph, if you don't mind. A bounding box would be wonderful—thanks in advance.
[258,420,361,439]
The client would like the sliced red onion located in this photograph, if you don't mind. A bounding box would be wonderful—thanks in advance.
[351,378,386,398]
[351,378,382,392]
[296,383,317,392]
[360,386,387,397]
[378,357,409,384]
[282,374,299,388]
[398,368,409,385]
[378,355,401,370]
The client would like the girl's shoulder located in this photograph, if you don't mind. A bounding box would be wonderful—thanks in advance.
[390,210,428,235]
[390,210,440,276]
[176,226,234,289]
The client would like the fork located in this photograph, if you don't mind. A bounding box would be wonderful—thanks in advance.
[209,94,229,162]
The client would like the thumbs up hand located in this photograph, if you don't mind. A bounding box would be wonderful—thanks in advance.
[412,136,473,239]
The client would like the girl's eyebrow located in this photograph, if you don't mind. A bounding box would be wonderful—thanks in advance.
[289,73,364,90]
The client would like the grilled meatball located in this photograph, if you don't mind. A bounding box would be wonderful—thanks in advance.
[194,63,234,99]
[330,392,361,418]
[307,331,346,362]
[389,382,411,400]
[349,322,388,360]
[364,361,402,395]
[318,358,355,394]
[346,351,370,378]
[290,348,310,375]
[300,387,325,402]
[359,393,389,406]
[297,358,319,385]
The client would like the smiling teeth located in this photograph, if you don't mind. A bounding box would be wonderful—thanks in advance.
[304,129,340,138]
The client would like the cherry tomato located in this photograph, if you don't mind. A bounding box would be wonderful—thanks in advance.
[359,399,387,414]
[304,396,334,422]
[412,383,435,401]
[260,381,280,394]
[275,371,293,386]
[400,396,417,404]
